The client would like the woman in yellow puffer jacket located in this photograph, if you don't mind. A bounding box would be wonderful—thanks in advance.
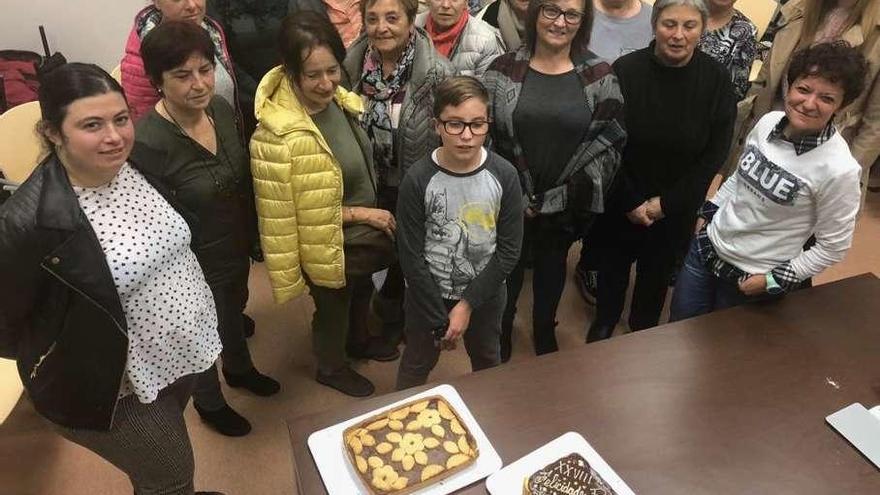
[249,12,398,397]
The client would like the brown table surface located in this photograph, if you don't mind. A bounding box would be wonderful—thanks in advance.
[288,274,880,494]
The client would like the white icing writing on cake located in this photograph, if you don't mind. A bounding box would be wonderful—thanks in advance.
[531,455,615,495]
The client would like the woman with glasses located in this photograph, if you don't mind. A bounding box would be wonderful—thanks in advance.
[483,0,626,360]
[135,21,280,436]
[586,0,736,342]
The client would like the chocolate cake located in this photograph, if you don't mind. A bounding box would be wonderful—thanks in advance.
[523,453,616,495]
[343,396,479,494]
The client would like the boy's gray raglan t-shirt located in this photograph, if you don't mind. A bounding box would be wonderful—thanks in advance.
[396,148,524,329]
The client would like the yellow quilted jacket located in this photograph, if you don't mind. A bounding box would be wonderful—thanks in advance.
[250,66,365,304]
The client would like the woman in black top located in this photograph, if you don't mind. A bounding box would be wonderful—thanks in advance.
[136,21,280,437]
[483,0,626,359]
[586,0,736,341]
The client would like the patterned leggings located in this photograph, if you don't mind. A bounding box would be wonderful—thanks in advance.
[53,376,198,495]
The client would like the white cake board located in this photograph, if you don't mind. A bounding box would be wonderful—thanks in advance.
[486,431,637,495]
[307,384,502,494]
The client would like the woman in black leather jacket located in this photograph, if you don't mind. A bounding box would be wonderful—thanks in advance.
[0,63,225,495]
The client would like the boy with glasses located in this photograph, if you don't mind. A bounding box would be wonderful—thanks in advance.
[395,76,523,389]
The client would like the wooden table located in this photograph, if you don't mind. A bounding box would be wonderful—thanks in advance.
[288,274,880,494]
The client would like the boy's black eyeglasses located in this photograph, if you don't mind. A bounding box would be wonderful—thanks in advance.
[539,3,585,24]
[438,119,491,135]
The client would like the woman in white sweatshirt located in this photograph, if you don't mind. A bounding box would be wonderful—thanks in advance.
[669,42,867,320]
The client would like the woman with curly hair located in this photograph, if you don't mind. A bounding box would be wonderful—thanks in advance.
[729,0,880,199]
[670,42,867,319]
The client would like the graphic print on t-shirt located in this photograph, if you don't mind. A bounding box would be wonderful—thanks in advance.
[737,144,804,206]
[423,169,502,299]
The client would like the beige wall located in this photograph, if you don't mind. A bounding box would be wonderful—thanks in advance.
[0,0,146,71]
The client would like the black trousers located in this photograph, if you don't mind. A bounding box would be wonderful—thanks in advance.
[192,264,253,411]
[372,186,405,344]
[590,213,681,337]
[307,275,374,373]
[502,216,577,356]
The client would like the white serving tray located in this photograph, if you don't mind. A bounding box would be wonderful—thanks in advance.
[307,384,502,495]
[486,431,637,495]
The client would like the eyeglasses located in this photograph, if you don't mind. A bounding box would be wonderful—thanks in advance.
[438,119,490,136]
[539,3,585,24]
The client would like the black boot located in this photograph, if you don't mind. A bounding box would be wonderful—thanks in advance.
[533,321,559,356]
[574,265,598,305]
[316,366,375,397]
[223,367,280,396]
[500,316,514,363]
[348,337,400,362]
[194,403,251,437]
[242,314,255,338]
[586,321,615,343]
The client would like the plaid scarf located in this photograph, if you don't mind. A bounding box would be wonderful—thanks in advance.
[767,115,837,155]
[359,31,417,189]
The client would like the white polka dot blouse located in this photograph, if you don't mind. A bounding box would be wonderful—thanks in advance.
[73,163,222,404]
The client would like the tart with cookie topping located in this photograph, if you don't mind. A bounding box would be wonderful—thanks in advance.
[343,396,479,494]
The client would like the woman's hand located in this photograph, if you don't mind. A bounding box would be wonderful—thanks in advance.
[738,274,767,296]
[443,300,472,346]
[348,207,396,238]
[694,217,707,234]
[626,202,654,227]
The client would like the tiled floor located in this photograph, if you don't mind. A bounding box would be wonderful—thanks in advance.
[1,192,878,495]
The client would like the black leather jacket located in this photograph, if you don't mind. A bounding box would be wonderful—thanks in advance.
[0,144,198,430]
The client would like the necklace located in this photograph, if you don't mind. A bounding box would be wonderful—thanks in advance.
[161,99,241,197]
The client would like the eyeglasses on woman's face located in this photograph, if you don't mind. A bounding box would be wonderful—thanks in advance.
[539,3,585,24]
[438,119,491,135]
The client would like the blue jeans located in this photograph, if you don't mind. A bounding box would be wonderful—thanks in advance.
[669,240,758,322]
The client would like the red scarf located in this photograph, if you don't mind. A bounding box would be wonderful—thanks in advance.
[426,10,469,58]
